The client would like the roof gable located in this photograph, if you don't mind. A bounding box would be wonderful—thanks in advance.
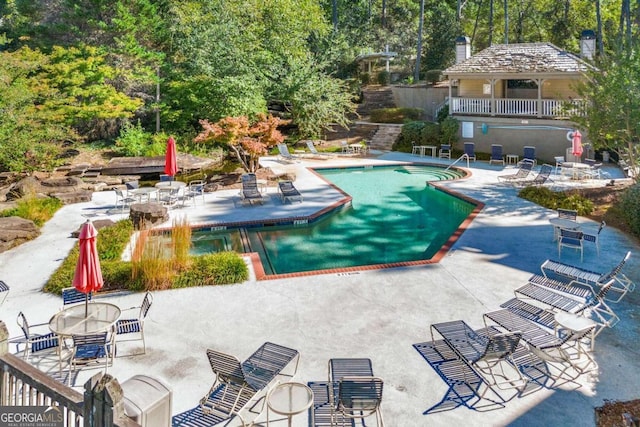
[444,42,596,75]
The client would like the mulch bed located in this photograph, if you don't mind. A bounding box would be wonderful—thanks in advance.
[595,399,640,426]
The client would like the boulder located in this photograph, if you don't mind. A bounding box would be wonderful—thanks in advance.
[129,203,169,230]
[0,217,39,253]
[71,219,116,238]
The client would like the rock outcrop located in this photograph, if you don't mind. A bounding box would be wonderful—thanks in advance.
[0,217,39,252]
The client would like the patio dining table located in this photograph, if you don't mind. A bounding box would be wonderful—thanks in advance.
[561,162,592,180]
[49,302,121,337]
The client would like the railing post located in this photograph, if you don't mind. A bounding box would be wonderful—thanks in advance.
[0,321,8,356]
[84,373,126,427]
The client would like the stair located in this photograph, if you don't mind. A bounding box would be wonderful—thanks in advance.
[368,125,403,152]
[356,85,396,119]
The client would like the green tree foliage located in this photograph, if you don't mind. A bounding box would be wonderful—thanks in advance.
[571,44,640,182]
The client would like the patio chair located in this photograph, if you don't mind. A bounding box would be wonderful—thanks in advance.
[159,174,174,182]
[514,279,619,335]
[430,320,526,392]
[62,286,91,306]
[497,160,534,183]
[115,291,153,355]
[326,358,384,427]
[240,173,265,205]
[340,141,352,154]
[521,146,536,166]
[306,140,333,157]
[525,164,554,186]
[0,280,9,306]
[483,308,597,383]
[277,180,303,204]
[540,251,634,303]
[489,144,504,165]
[582,221,605,256]
[277,143,300,162]
[114,188,136,212]
[157,187,180,207]
[551,208,578,241]
[16,311,60,362]
[439,144,451,159]
[558,228,584,261]
[463,142,476,161]
[554,156,565,175]
[70,328,115,382]
[183,180,206,206]
[200,342,299,425]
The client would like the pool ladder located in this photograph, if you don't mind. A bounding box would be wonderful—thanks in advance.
[445,154,470,171]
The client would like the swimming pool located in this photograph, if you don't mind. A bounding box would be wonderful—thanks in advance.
[190,164,478,276]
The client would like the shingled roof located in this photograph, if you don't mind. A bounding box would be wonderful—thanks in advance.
[444,42,596,76]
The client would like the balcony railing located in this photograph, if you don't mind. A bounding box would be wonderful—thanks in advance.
[450,97,586,118]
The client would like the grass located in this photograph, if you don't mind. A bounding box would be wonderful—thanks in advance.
[0,195,63,227]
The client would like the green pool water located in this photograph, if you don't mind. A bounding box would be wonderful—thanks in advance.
[191,165,475,274]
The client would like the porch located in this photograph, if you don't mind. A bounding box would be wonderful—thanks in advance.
[449,97,587,119]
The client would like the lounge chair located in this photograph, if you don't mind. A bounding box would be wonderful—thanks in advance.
[430,320,526,392]
[200,342,299,425]
[240,173,265,205]
[489,144,504,165]
[277,180,303,204]
[310,358,384,427]
[115,291,153,355]
[497,160,534,183]
[539,251,634,303]
[484,307,597,383]
[463,142,476,161]
[0,280,9,306]
[524,164,553,186]
[513,279,619,335]
[439,144,451,159]
[306,140,334,158]
[277,143,300,163]
[558,228,584,261]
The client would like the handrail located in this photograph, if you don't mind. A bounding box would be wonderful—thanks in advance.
[445,154,469,171]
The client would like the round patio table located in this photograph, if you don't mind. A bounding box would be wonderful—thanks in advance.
[155,181,186,189]
[49,302,121,337]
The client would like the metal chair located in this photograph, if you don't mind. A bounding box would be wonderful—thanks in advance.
[438,144,451,159]
[0,280,9,306]
[183,180,206,206]
[70,328,115,382]
[558,229,584,261]
[62,286,91,306]
[489,144,505,165]
[16,312,59,362]
[114,188,136,211]
[463,142,476,161]
[115,292,153,355]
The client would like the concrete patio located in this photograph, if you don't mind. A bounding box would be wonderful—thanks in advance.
[0,152,637,426]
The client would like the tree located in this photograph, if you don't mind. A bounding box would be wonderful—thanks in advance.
[194,114,286,173]
[571,45,640,182]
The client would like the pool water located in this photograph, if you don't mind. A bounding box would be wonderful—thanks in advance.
[191,165,475,275]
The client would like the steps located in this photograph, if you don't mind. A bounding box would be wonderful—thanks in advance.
[356,85,396,118]
[368,125,402,152]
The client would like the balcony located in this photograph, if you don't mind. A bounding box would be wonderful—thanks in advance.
[450,97,587,119]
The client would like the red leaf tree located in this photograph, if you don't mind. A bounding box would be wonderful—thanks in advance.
[195,113,286,172]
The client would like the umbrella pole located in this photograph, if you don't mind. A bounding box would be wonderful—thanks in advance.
[85,293,88,318]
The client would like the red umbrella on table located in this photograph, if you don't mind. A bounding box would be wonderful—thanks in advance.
[72,220,103,317]
[571,130,583,158]
[164,136,178,178]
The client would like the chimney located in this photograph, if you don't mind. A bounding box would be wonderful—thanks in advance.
[580,30,596,60]
[455,36,471,64]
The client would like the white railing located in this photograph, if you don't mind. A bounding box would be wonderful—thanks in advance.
[450,97,587,118]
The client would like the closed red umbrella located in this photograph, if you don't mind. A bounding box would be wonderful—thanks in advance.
[164,136,178,177]
[72,220,103,317]
[571,130,583,157]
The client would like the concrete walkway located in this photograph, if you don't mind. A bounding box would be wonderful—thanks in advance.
[0,153,637,427]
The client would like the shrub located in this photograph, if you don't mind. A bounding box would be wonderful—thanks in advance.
[360,73,371,85]
[174,251,248,287]
[420,122,440,145]
[114,120,149,157]
[425,69,442,85]
[377,70,390,85]
[393,121,426,152]
[518,187,594,215]
[435,105,449,123]
[370,108,423,124]
[619,184,640,237]
[439,117,459,145]
[0,196,63,227]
